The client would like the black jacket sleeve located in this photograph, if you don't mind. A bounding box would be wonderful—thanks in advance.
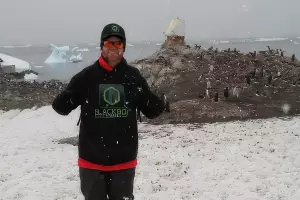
[136,71,165,119]
[52,69,87,115]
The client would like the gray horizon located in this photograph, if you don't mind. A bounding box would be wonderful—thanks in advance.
[1,0,299,45]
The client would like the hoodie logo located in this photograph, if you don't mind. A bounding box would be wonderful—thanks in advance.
[95,84,130,119]
[103,87,120,106]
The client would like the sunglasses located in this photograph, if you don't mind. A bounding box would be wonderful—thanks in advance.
[103,40,124,49]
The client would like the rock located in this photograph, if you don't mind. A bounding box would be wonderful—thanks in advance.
[130,45,300,124]
[0,72,67,111]
[56,136,79,146]
[1,65,16,73]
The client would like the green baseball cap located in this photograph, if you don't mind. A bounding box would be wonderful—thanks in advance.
[100,23,126,49]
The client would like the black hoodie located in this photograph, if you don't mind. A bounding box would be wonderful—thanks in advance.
[52,59,165,165]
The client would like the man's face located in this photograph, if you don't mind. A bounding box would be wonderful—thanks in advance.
[102,36,124,62]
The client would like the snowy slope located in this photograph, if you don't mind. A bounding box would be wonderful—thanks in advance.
[0,106,300,200]
[0,53,31,72]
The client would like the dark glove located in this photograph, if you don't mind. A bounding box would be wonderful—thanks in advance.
[52,90,79,115]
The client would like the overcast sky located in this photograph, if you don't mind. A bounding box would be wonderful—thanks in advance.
[1,0,299,44]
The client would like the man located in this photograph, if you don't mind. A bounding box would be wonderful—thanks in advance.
[52,23,170,200]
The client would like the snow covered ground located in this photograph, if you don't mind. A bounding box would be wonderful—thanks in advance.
[1,106,300,200]
[0,53,31,72]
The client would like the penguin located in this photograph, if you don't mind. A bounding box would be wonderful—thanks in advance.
[277,71,281,77]
[267,74,272,85]
[209,65,214,73]
[207,81,212,89]
[206,89,210,98]
[213,92,219,102]
[292,54,295,62]
[224,87,229,98]
[246,76,251,85]
[266,46,272,54]
[198,93,205,99]
[233,86,240,98]
[194,44,200,49]
[260,66,264,77]
[251,69,256,78]
[249,51,256,57]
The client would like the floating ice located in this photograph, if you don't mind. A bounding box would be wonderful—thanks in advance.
[44,44,70,64]
[77,48,89,52]
[0,44,32,48]
[71,47,89,52]
[24,73,38,81]
[0,53,31,72]
[219,40,230,44]
[255,37,288,42]
[127,43,134,47]
[69,53,83,63]
[71,47,79,52]
[45,45,84,64]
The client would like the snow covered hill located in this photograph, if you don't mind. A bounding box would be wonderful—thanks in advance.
[0,106,300,200]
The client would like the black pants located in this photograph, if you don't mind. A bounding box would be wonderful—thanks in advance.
[79,167,135,200]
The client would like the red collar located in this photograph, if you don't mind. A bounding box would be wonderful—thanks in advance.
[99,56,113,72]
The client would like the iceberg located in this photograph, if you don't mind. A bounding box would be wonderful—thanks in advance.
[45,45,84,64]
[24,73,38,81]
[255,37,288,42]
[71,47,79,52]
[73,47,89,52]
[127,43,134,47]
[219,40,230,44]
[71,47,89,52]
[44,44,70,64]
[0,44,32,48]
[0,53,31,72]
[69,53,83,63]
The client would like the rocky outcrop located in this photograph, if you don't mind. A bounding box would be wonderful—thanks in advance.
[0,73,66,111]
[130,46,300,124]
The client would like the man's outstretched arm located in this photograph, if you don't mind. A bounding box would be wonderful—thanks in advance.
[52,70,87,115]
[137,73,170,119]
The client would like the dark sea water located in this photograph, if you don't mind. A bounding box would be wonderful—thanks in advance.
[0,37,299,82]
